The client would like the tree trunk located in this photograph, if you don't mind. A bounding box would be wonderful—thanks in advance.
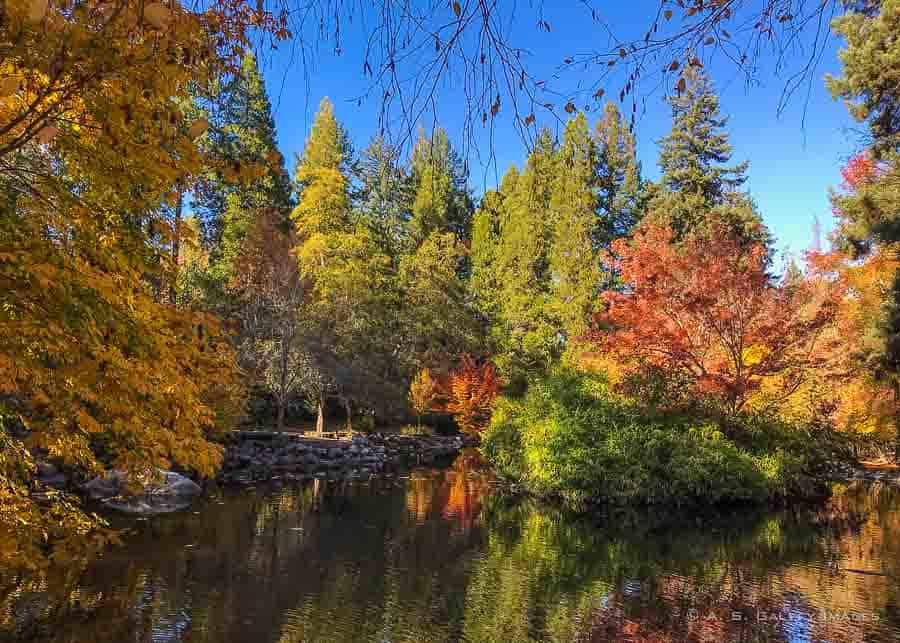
[170,186,184,306]
[316,395,325,437]
[894,380,900,463]
[343,397,352,433]
[276,399,285,432]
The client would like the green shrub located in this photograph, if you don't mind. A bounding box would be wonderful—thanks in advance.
[481,368,846,508]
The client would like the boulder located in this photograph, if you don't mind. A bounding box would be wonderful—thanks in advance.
[84,469,202,515]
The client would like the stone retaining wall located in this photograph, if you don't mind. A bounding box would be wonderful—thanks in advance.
[218,432,478,485]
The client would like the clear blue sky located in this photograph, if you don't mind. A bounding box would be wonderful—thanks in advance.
[255,2,860,259]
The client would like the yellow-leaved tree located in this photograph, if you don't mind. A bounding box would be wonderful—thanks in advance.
[0,0,287,567]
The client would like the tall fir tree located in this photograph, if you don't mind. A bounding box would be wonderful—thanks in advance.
[354,135,412,262]
[192,53,293,280]
[548,114,601,339]
[647,67,768,245]
[594,102,644,248]
[408,128,473,244]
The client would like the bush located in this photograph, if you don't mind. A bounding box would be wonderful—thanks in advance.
[481,368,848,508]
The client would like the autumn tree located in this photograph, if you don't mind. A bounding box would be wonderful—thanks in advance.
[827,0,900,456]
[292,98,395,433]
[0,0,282,564]
[230,212,306,431]
[441,356,501,435]
[591,224,838,416]
[409,369,440,428]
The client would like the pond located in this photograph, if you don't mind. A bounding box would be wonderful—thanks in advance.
[2,450,900,642]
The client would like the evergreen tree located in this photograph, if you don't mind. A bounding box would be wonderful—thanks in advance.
[548,114,601,339]
[292,97,353,236]
[408,128,473,243]
[354,135,411,261]
[594,102,644,248]
[647,68,768,245]
[193,53,292,278]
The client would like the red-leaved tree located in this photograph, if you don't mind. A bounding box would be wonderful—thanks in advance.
[437,355,501,434]
[590,224,839,416]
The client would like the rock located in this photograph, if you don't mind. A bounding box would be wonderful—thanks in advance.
[83,470,127,500]
[85,469,202,515]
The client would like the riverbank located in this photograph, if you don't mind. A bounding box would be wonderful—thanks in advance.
[218,431,478,485]
[31,431,478,516]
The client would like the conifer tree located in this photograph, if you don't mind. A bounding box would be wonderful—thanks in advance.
[193,54,293,279]
[647,68,768,245]
[408,128,473,243]
[594,102,644,248]
[548,114,601,338]
[355,135,412,261]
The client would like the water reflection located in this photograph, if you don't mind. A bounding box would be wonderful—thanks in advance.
[2,453,899,642]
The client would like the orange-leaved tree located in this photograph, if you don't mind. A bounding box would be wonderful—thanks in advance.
[590,224,839,416]
[441,355,501,434]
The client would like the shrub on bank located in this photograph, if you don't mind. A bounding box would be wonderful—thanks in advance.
[480,368,851,508]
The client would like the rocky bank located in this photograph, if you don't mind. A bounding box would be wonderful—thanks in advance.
[218,431,477,485]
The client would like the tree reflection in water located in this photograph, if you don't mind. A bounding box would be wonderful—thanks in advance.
[1,453,899,643]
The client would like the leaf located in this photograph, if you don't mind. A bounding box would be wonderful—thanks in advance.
[593,88,605,100]
[676,77,686,92]
[664,9,673,20]
[0,76,19,97]
[26,0,48,24]
[704,36,715,45]
[452,1,461,18]
[607,60,616,67]
[690,57,702,67]
[524,113,535,126]
[668,60,680,72]
[144,3,172,30]
[36,125,58,144]
[619,48,626,58]
[188,118,209,139]
[564,102,576,114]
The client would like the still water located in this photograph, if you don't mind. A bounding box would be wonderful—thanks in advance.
[2,450,900,642]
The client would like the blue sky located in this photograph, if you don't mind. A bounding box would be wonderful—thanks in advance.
[254,3,860,259]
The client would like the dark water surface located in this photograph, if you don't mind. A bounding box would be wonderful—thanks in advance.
[3,450,900,642]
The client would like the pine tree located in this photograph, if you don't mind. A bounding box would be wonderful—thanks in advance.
[193,53,292,279]
[594,102,644,248]
[355,135,411,261]
[408,128,473,244]
[490,131,561,382]
[548,114,601,339]
[647,68,768,245]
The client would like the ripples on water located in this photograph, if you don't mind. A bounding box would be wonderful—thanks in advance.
[2,450,899,643]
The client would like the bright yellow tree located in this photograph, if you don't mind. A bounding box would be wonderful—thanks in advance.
[0,0,285,566]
